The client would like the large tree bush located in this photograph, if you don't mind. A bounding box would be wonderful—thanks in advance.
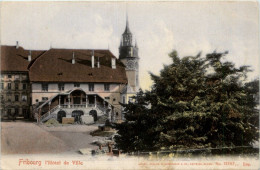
[114,50,259,154]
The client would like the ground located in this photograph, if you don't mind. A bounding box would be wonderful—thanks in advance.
[1,121,106,155]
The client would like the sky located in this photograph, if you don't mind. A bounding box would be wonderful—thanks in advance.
[1,1,259,90]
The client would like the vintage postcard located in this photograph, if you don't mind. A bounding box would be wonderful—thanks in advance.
[0,1,259,169]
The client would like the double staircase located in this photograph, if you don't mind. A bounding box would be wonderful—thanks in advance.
[40,104,106,122]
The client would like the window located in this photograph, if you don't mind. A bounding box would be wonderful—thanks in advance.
[8,109,11,115]
[8,83,11,90]
[1,95,3,101]
[89,83,94,91]
[22,84,27,90]
[58,83,64,91]
[22,109,27,115]
[22,95,27,102]
[42,83,48,91]
[105,97,110,100]
[8,75,12,78]
[1,83,3,89]
[14,75,19,80]
[42,97,48,101]
[15,83,19,90]
[104,83,110,91]
[22,75,27,80]
[7,94,11,101]
[15,95,19,102]
[15,108,19,115]
[74,83,80,88]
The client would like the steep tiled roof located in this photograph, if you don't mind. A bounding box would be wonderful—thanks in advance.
[0,45,45,72]
[28,48,127,84]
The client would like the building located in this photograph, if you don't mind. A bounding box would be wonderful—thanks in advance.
[0,16,140,123]
[0,42,46,119]
[119,16,140,106]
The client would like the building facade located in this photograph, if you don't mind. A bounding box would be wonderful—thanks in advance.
[0,44,45,119]
[0,16,140,123]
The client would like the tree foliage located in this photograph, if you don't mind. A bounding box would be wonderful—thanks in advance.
[114,50,259,154]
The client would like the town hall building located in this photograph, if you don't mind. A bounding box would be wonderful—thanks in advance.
[0,16,140,123]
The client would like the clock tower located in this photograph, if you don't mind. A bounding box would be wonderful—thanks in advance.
[119,15,139,94]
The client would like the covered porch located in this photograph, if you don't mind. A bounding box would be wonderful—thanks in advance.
[37,88,117,123]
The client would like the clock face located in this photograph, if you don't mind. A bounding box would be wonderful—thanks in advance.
[127,60,136,70]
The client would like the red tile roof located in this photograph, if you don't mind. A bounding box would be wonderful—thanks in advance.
[1,45,45,72]
[28,48,127,84]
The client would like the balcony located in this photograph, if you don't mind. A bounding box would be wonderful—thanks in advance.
[59,104,98,109]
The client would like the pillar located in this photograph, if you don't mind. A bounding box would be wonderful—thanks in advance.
[108,104,111,122]
[68,95,71,108]
[86,96,88,108]
[59,96,61,108]
[94,95,97,108]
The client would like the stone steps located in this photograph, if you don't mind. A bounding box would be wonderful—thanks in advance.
[41,107,105,123]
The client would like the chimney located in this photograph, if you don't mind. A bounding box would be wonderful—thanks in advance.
[91,50,95,68]
[72,52,75,64]
[16,41,19,49]
[28,50,32,62]
[111,58,116,69]
[97,57,100,68]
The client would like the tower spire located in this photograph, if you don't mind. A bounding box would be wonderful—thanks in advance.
[126,12,129,28]
[124,12,131,34]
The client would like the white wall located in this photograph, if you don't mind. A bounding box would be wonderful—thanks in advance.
[31,82,123,105]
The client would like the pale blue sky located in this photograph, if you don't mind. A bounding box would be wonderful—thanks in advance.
[1,1,259,90]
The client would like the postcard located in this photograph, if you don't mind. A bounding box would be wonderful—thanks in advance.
[0,1,259,169]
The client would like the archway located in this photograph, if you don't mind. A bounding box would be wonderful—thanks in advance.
[89,109,98,122]
[57,110,66,123]
[72,110,84,123]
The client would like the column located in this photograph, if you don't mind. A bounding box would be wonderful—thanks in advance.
[108,104,111,122]
[68,95,71,108]
[59,96,61,108]
[86,96,88,108]
[94,95,97,108]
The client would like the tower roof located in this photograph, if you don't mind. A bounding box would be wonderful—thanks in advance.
[123,14,132,35]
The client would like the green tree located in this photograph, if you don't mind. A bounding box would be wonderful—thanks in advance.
[115,50,259,154]
[114,90,159,152]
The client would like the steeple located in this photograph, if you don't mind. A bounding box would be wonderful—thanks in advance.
[123,13,131,34]
[121,14,133,47]
[119,13,140,93]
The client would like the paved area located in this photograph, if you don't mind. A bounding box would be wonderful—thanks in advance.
[1,122,104,155]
